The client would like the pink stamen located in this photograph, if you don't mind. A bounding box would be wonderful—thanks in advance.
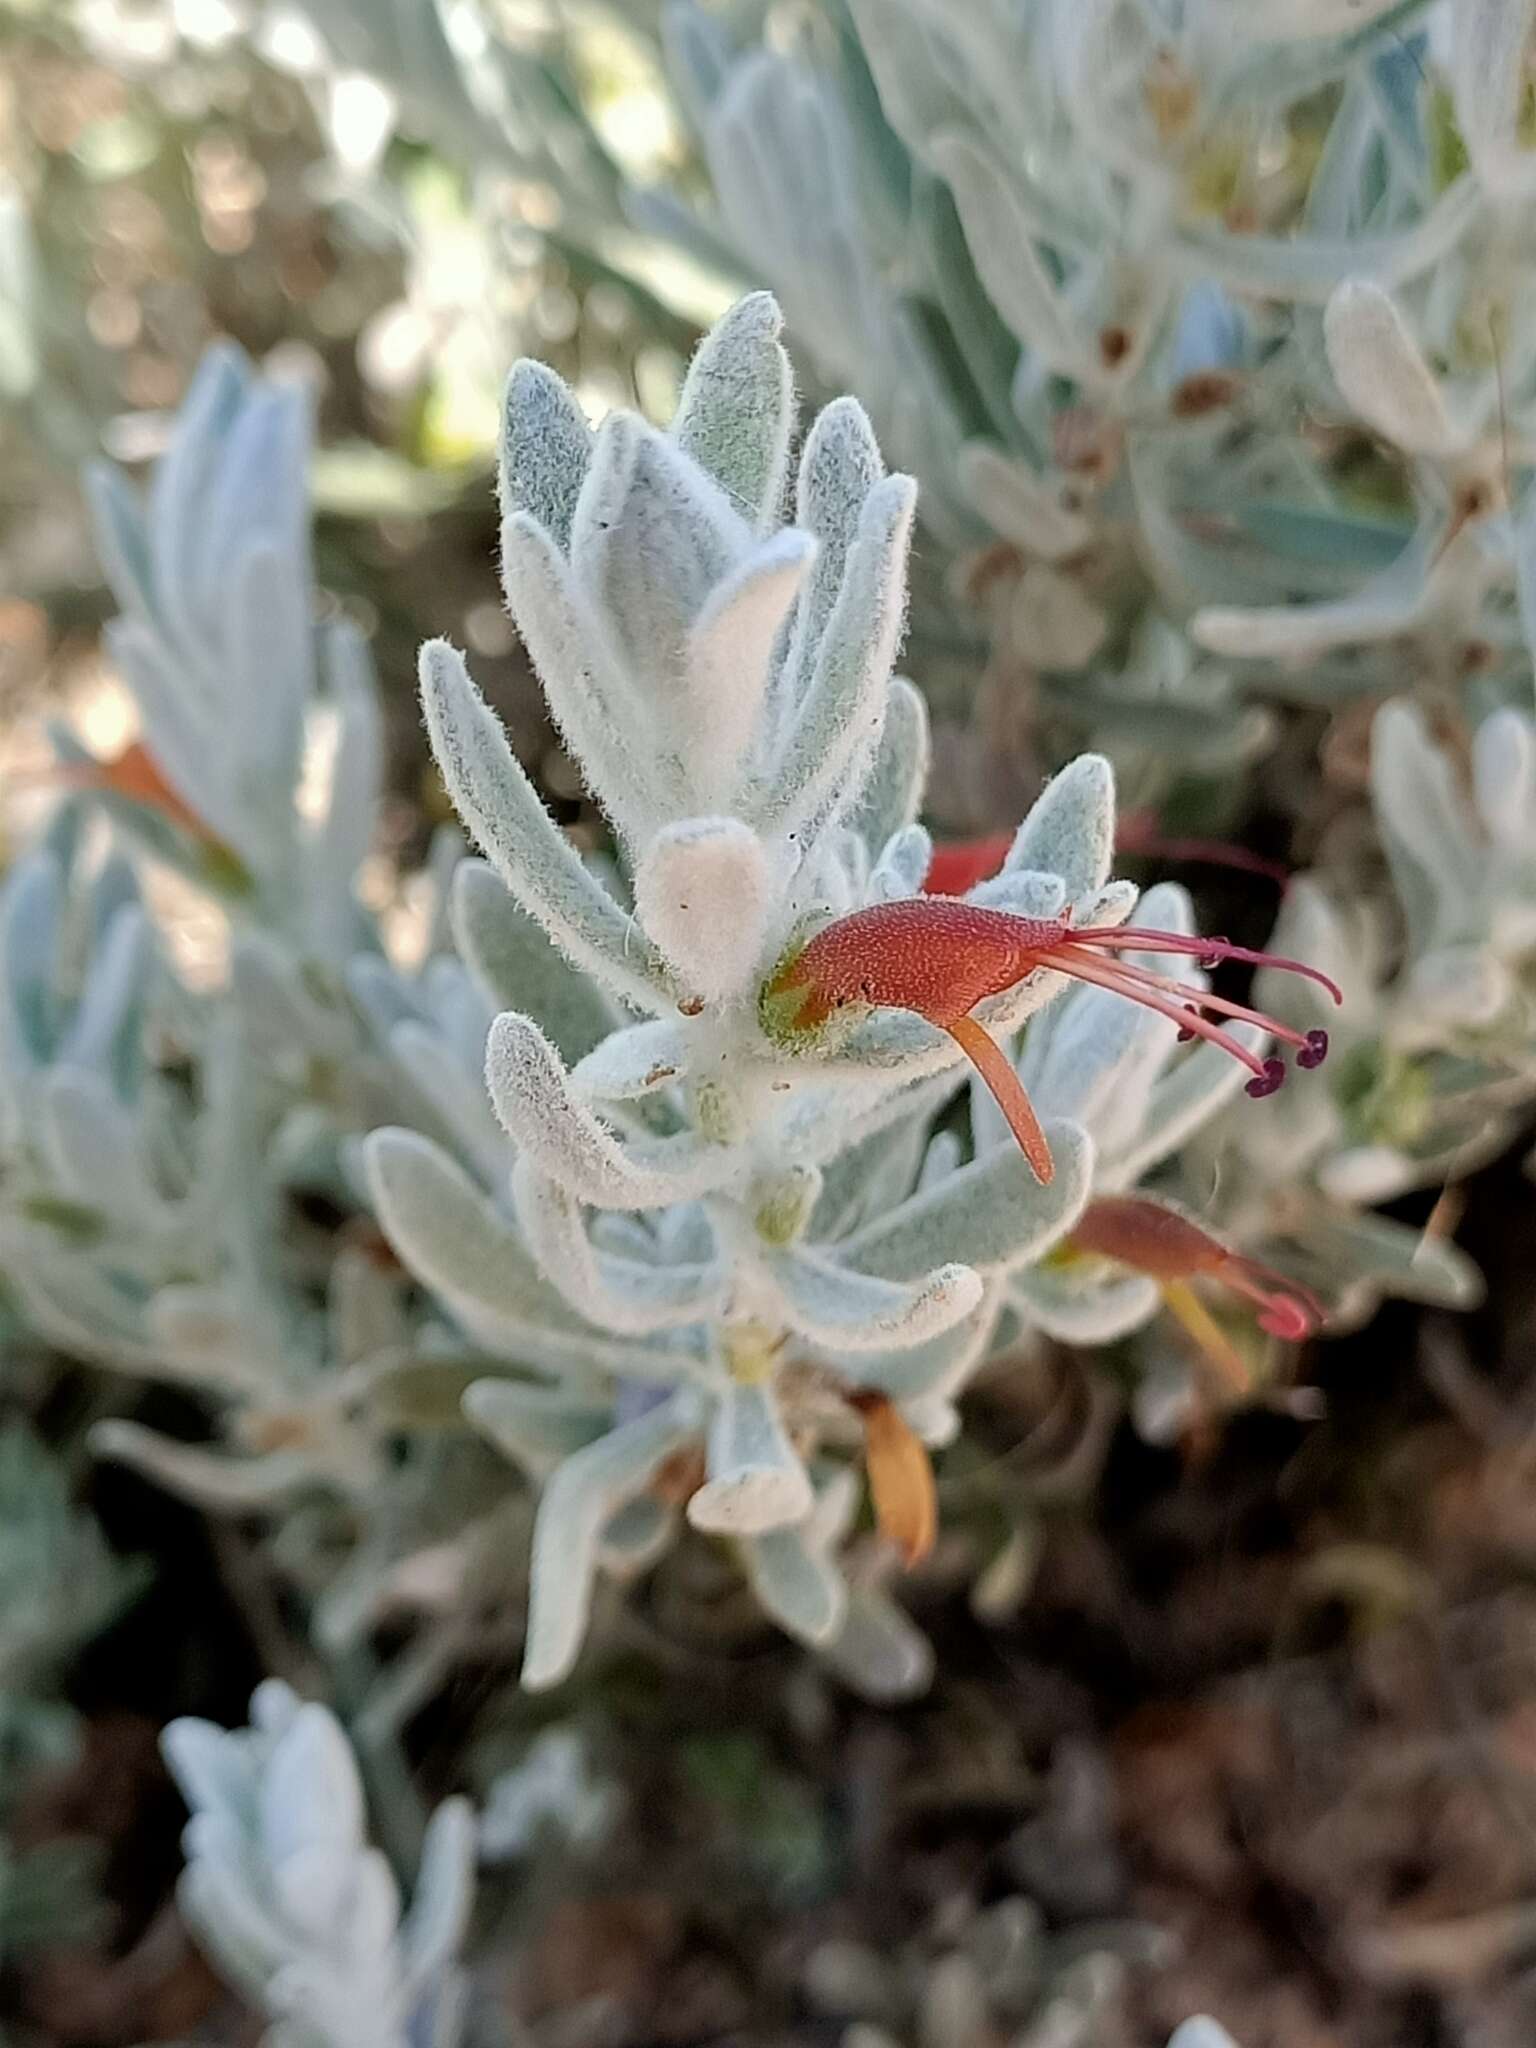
[1079,953,1318,1051]
[1032,947,1276,1085]
[1061,926,1344,1007]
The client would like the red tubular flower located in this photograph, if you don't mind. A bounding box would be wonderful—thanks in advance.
[1069,1196,1324,1343]
[759,897,1340,1185]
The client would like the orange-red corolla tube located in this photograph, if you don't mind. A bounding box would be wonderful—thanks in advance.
[1070,1195,1325,1342]
[759,897,1340,1185]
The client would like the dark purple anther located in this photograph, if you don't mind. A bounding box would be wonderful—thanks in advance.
[1244,1056,1286,1099]
[1297,1029,1328,1069]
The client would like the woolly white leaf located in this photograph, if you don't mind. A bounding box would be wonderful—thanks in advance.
[485,1013,737,1209]
[762,473,915,838]
[570,411,750,706]
[743,1522,848,1644]
[498,513,658,841]
[683,530,813,803]
[419,638,671,1013]
[523,1391,704,1689]
[1322,281,1462,457]
[688,1379,814,1533]
[363,1127,573,1339]
[499,357,591,552]
[463,1379,612,1480]
[1000,754,1116,899]
[1010,1263,1162,1344]
[820,1587,934,1701]
[930,130,1080,370]
[843,1123,1093,1277]
[632,816,775,1002]
[957,442,1091,561]
[90,1421,314,1510]
[869,824,932,901]
[512,1156,723,1334]
[569,1018,690,1101]
[1450,0,1536,198]
[451,858,617,1064]
[671,289,794,531]
[759,1243,984,1349]
[781,396,885,702]
[851,676,929,856]
[1473,708,1536,846]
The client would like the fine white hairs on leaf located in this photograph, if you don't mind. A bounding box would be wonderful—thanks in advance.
[632,816,775,1003]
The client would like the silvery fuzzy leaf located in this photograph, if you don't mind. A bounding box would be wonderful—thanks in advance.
[450,859,616,1065]
[512,1157,723,1335]
[312,620,381,953]
[1009,1263,1162,1345]
[36,1067,139,1212]
[570,410,751,706]
[228,543,311,838]
[90,1421,315,1511]
[819,1587,934,1701]
[780,397,885,704]
[689,1378,814,1534]
[499,511,659,843]
[389,1021,506,1185]
[632,816,776,1002]
[1316,1209,1486,1311]
[1254,877,1371,1037]
[757,1243,984,1350]
[929,130,1079,371]
[1167,2023,1241,2048]
[869,824,932,901]
[1472,708,1536,848]
[811,1108,932,1240]
[569,1019,690,1103]
[957,442,1091,562]
[841,1123,1093,1278]
[499,357,591,553]
[260,1703,367,1872]
[86,458,155,626]
[850,676,929,857]
[826,1294,997,1403]
[363,1127,575,1339]
[1106,1032,1261,1188]
[398,1798,476,1997]
[671,290,794,533]
[1322,280,1464,457]
[999,754,1116,900]
[1405,944,1511,1026]
[419,639,671,1014]
[176,1861,290,2002]
[684,530,814,806]
[597,1495,675,1575]
[743,1521,848,1645]
[0,1248,168,1379]
[1175,177,1481,303]
[57,900,150,1078]
[1370,699,1481,954]
[485,1012,738,1209]
[146,344,250,660]
[463,1379,612,1481]
[523,1389,705,1690]
[761,473,916,840]
[98,619,225,849]
[1010,563,1107,670]
[1,849,63,1074]
[161,1715,257,1824]
[1190,525,1444,660]
[1450,0,1536,198]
